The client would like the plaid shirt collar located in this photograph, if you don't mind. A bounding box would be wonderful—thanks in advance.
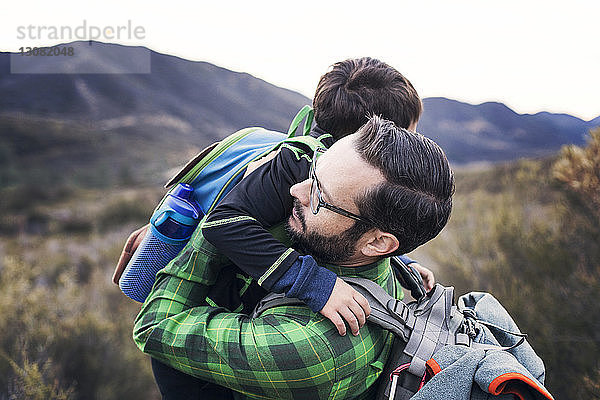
[325,258,392,282]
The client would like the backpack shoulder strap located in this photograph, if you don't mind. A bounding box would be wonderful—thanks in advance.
[251,273,459,400]
[343,277,414,340]
[287,105,314,138]
[280,135,326,157]
[252,274,415,340]
[391,257,427,301]
[281,106,332,158]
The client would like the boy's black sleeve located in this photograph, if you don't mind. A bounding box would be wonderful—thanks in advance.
[201,146,308,290]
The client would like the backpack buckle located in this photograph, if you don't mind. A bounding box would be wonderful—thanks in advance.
[387,299,411,325]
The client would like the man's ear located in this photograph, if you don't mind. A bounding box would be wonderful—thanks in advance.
[360,229,399,257]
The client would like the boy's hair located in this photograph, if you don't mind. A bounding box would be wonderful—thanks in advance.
[313,57,422,140]
[352,116,454,255]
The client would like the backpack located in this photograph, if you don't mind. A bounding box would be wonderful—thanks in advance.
[162,105,327,215]
[252,258,552,400]
[118,106,329,302]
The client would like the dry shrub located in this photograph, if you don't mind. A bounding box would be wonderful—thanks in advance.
[0,238,159,399]
[553,128,600,223]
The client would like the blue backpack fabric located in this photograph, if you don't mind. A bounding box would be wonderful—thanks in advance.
[162,105,328,215]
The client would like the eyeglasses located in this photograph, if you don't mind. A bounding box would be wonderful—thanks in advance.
[309,148,372,224]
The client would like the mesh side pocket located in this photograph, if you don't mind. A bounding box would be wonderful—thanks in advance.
[119,228,185,302]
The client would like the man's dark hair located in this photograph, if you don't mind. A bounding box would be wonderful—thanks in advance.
[352,116,454,255]
[313,57,422,140]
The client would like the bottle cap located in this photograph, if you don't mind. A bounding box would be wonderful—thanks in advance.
[170,183,194,200]
[165,183,200,220]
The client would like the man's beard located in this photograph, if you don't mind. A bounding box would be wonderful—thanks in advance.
[286,200,369,264]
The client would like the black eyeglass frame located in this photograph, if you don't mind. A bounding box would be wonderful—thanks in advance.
[309,148,372,225]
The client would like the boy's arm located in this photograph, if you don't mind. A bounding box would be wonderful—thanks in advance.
[201,146,308,289]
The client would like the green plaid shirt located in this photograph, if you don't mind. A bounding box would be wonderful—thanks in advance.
[134,224,402,399]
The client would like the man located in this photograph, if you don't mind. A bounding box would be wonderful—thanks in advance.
[134,116,454,399]
[118,57,434,398]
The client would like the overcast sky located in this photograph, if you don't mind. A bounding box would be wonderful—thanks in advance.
[2,0,598,121]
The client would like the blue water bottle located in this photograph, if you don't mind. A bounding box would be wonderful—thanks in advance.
[119,183,202,302]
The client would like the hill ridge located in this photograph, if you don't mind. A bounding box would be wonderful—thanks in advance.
[1,41,597,166]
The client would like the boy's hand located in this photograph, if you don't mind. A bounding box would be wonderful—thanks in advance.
[411,262,435,292]
[320,278,371,336]
[112,225,148,284]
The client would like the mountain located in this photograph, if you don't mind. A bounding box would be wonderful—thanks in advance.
[1,41,598,181]
[1,41,309,138]
[0,41,310,187]
[418,98,597,164]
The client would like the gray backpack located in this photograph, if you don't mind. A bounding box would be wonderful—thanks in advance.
[252,258,531,400]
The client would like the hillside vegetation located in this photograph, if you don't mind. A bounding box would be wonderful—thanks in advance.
[1,124,598,399]
[0,185,163,399]
[413,127,600,399]
[0,113,207,191]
